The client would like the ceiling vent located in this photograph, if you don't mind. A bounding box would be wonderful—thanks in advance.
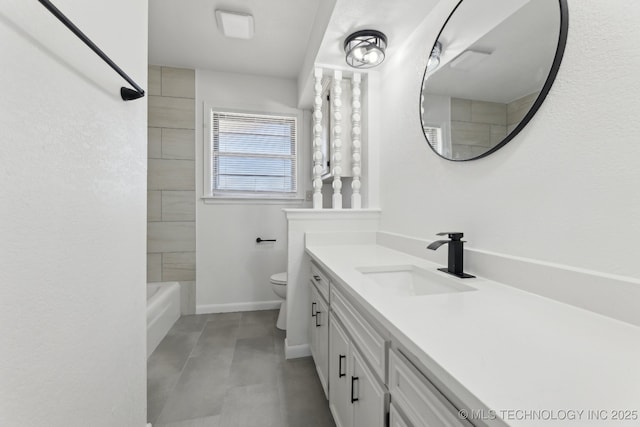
[449,50,492,71]
[215,10,254,40]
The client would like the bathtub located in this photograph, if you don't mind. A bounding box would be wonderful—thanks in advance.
[147,282,181,358]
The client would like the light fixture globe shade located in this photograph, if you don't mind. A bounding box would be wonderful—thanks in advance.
[427,41,442,71]
[344,30,387,69]
[365,50,380,64]
[352,47,366,61]
[427,55,440,70]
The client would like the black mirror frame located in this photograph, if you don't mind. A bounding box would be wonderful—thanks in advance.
[420,0,569,162]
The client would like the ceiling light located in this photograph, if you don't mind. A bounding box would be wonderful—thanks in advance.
[215,10,254,40]
[344,30,388,69]
[449,50,492,71]
[427,42,442,71]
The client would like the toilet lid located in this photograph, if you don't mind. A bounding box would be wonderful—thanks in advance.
[270,272,287,285]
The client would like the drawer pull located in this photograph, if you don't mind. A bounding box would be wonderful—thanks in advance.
[313,275,321,281]
[315,311,322,327]
[339,355,346,378]
[351,376,359,403]
[311,302,317,317]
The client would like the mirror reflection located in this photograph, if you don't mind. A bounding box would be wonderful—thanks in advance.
[420,0,567,161]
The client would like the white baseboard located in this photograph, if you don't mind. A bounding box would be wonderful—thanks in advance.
[285,338,311,359]
[196,300,281,314]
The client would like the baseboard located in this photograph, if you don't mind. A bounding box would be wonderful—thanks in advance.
[196,300,281,314]
[285,338,311,359]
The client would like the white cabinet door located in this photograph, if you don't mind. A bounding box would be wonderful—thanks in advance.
[389,349,471,427]
[315,289,329,398]
[329,314,353,427]
[352,348,387,427]
[309,284,319,361]
[390,403,411,427]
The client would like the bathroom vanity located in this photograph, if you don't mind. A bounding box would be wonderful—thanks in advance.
[305,236,640,427]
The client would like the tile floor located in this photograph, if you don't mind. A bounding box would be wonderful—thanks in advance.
[147,310,336,427]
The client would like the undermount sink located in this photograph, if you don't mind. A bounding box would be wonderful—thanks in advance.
[357,265,476,296]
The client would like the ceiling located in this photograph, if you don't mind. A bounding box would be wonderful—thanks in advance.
[149,0,446,84]
[424,0,561,104]
[148,0,321,79]
[315,0,441,69]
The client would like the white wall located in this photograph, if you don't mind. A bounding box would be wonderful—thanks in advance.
[378,0,640,281]
[296,0,337,108]
[0,1,147,426]
[195,69,311,312]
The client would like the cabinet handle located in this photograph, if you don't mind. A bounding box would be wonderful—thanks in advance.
[351,376,359,403]
[313,275,321,281]
[311,302,316,317]
[315,311,321,327]
[339,355,346,378]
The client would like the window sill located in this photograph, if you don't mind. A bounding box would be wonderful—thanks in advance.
[202,196,308,206]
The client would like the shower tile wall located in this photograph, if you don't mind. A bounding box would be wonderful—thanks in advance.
[147,66,196,297]
[450,93,538,159]
[450,98,507,159]
[507,92,539,133]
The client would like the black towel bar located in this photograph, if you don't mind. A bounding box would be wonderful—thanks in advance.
[38,0,145,101]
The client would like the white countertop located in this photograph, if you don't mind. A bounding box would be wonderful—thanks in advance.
[305,243,640,427]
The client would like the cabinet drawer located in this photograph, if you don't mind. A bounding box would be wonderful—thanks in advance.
[311,262,329,301]
[331,286,386,381]
[389,350,471,427]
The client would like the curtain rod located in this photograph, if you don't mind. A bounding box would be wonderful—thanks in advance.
[37,0,145,101]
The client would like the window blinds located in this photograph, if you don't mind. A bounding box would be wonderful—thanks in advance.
[423,126,441,149]
[211,111,297,195]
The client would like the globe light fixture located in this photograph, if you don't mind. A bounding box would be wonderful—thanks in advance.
[427,41,442,71]
[344,30,388,69]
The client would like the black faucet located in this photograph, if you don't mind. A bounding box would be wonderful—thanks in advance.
[427,232,475,278]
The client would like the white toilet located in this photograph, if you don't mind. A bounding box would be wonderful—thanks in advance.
[270,272,287,330]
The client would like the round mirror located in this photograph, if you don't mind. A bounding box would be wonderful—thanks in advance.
[420,0,568,161]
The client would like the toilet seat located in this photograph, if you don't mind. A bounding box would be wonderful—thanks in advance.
[270,272,287,285]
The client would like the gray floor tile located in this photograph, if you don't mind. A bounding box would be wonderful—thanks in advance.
[156,352,231,424]
[236,320,278,339]
[147,331,202,423]
[206,312,242,322]
[148,331,201,380]
[218,383,284,427]
[148,311,333,427]
[236,310,279,339]
[278,357,335,427]
[227,335,279,387]
[189,319,239,358]
[155,414,220,427]
[240,309,278,325]
[148,395,172,425]
[274,329,286,358]
[169,315,211,334]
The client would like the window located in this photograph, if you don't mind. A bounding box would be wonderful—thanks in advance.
[423,125,442,152]
[208,110,298,198]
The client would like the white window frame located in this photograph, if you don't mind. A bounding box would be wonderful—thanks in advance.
[423,124,443,154]
[203,104,304,201]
